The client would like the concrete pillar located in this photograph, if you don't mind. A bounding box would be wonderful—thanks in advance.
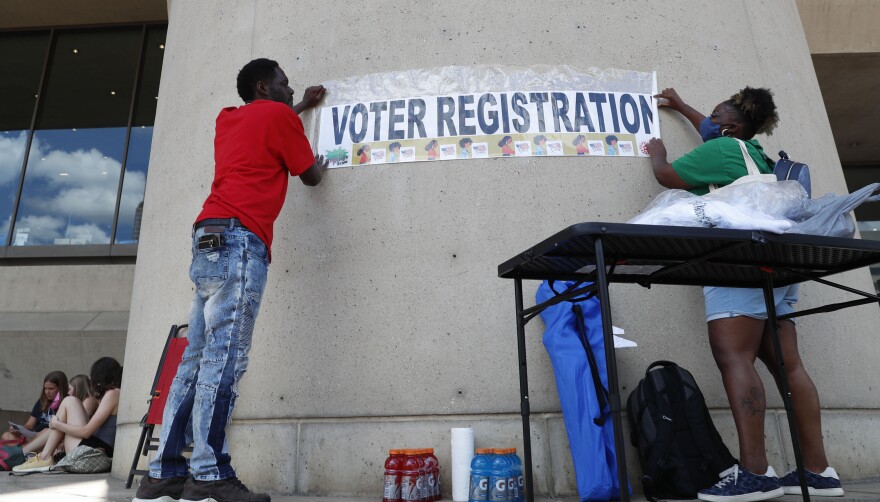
[117,0,880,496]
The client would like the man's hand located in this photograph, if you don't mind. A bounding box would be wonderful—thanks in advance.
[314,154,329,169]
[293,85,327,114]
[300,154,328,186]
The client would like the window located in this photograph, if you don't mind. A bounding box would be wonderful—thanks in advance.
[0,31,48,250]
[0,24,166,259]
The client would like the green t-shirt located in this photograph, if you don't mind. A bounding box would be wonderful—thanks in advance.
[671,137,774,195]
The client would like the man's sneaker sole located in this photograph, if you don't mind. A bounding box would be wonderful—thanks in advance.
[133,497,181,502]
[698,487,784,502]
[782,485,845,497]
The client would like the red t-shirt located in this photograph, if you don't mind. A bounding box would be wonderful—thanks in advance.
[196,100,315,255]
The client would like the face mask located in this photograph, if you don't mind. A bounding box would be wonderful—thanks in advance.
[49,391,61,411]
[699,116,722,142]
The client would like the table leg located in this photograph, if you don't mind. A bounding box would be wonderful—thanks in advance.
[514,278,535,502]
[594,237,631,501]
[761,275,810,502]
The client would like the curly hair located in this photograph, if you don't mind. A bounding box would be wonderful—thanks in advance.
[236,58,279,102]
[727,86,779,136]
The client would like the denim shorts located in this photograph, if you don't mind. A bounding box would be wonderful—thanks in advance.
[703,284,799,322]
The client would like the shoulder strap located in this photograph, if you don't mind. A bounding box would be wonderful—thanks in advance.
[571,303,610,425]
[733,138,761,176]
[639,367,678,494]
[666,366,730,471]
[708,139,767,193]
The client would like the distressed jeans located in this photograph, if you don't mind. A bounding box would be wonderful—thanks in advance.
[149,225,268,480]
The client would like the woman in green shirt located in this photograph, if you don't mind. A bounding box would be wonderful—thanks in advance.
[644,87,844,502]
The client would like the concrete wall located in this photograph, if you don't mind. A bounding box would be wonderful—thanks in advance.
[0,265,132,412]
[117,0,880,496]
[796,0,880,54]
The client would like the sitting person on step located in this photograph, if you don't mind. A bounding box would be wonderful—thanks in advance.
[13,357,122,472]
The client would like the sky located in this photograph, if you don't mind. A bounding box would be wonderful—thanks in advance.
[0,127,150,246]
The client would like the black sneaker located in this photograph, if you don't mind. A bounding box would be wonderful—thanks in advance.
[180,476,270,502]
[133,475,188,502]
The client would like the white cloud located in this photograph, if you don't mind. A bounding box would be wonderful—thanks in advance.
[11,214,65,245]
[9,131,148,244]
[0,131,27,186]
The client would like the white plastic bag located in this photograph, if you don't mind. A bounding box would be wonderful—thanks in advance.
[628,180,807,233]
[628,180,880,237]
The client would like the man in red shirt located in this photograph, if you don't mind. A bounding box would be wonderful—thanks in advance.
[135,58,328,502]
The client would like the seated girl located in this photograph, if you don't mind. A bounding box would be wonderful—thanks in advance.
[69,374,98,418]
[13,357,122,472]
[2,371,67,454]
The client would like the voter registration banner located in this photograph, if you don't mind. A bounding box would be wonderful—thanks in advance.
[315,69,659,167]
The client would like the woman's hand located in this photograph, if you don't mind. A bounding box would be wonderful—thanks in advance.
[655,87,685,111]
[48,415,64,432]
[644,137,667,158]
[654,87,705,132]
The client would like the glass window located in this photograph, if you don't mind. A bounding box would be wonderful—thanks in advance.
[12,27,140,246]
[116,26,166,244]
[0,31,49,247]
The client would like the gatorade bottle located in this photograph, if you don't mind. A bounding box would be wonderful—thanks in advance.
[416,448,432,502]
[424,448,440,501]
[487,449,509,502]
[469,448,492,502]
[383,449,405,502]
[500,449,518,502]
[400,450,421,502]
[509,449,524,502]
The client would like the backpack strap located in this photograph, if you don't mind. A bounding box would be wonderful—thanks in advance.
[571,303,610,425]
[664,365,727,474]
[639,363,679,494]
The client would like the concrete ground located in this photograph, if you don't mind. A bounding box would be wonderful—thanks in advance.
[2,473,880,502]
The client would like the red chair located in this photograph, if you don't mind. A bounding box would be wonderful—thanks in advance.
[126,324,190,488]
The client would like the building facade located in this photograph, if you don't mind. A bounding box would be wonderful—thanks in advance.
[1,0,878,497]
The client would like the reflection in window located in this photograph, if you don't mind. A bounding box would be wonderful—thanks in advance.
[115,127,152,244]
[0,31,49,246]
[115,26,166,245]
[0,131,29,243]
[14,128,126,245]
[12,27,140,246]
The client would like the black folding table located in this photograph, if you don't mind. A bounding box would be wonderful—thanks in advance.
[498,222,880,502]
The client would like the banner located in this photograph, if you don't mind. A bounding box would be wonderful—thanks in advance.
[315,67,659,167]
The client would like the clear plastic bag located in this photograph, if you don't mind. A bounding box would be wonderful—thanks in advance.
[628,180,880,238]
[788,183,880,238]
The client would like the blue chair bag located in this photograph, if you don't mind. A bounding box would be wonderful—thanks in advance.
[537,280,629,501]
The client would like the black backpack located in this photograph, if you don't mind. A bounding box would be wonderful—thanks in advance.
[626,361,737,501]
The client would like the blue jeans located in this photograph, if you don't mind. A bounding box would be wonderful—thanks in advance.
[149,225,268,480]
